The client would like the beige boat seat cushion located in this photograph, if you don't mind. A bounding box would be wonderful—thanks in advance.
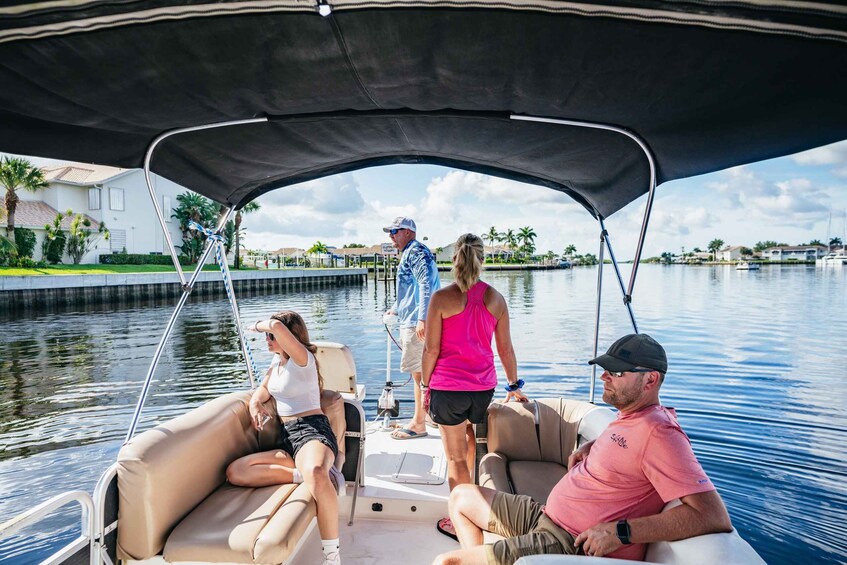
[479,398,597,502]
[117,388,346,563]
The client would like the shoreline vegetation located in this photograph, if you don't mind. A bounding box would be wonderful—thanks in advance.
[0,259,819,277]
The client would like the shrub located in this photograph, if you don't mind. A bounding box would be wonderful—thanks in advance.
[43,231,66,264]
[99,253,192,266]
[14,228,36,259]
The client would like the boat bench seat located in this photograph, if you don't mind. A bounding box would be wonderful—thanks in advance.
[116,388,348,563]
[480,398,764,564]
[479,398,605,502]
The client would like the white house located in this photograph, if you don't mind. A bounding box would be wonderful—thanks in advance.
[9,162,187,263]
[717,245,746,262]
[762,245,827,261]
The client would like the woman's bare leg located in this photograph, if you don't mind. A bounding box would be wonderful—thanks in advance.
[226,449,297,487]
[295,441,339,540]
[440,421,473,491]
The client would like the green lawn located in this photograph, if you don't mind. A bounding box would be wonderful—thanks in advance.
[0,264,236,276]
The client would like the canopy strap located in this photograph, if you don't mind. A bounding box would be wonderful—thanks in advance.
[188,220,259,387]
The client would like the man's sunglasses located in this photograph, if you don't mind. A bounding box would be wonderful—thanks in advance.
[606,368,653,378]
[265,333,275,341]
[389,228,407,235]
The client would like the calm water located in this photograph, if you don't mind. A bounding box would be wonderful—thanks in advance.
[1,265,845,564]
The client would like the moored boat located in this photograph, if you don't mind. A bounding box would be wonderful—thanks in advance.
[736,261,760,271]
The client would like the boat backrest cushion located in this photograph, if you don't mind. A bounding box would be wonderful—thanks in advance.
[314,341,357,395]
[487,398,597,466]
[116,391,256,560]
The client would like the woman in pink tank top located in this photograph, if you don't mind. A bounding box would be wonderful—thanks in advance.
[421,233,528,540]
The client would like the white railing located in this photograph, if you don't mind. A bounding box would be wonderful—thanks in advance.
[0,490,95,565]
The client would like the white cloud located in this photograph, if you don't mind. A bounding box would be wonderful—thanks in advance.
[703,166,829,229]
[260,175,365,213]
[791,140,847,165]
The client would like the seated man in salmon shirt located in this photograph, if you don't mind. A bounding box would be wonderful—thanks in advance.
[432,334,732,564]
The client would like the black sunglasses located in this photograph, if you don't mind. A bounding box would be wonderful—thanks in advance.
[265,333,275,341]
[606,368,653,378]
[389,228,406,235]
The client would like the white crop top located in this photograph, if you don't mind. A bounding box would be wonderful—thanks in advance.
[266,350,322,416]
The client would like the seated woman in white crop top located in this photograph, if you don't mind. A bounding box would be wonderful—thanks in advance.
[225,310,344,565]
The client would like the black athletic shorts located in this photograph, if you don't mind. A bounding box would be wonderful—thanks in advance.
[429,388,495,426]
[279,414,339,459]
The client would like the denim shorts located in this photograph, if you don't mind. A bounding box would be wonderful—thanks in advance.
[279,414,339,459]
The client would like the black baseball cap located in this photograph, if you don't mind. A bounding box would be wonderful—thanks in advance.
[588,334,668,373]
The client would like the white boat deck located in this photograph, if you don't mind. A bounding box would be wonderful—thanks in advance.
[293,418,459,565]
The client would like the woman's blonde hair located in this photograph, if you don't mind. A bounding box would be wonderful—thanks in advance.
[452,233,485,292]
[270,310,324,390]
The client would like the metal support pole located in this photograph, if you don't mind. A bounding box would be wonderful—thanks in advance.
[142,117,267,287]
[213,223,258,388]
[590,227,606,404]
[511,114,658,301]
[599,218,639,333]
[123,208,230,444]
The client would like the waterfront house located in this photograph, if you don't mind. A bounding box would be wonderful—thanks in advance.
[717,245,746,262]
[762,245,827,261]
[9,162,187,263]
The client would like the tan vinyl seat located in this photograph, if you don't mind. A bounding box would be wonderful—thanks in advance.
[481,400,766,565]
[478,398,599,502]
[117,382,353,563]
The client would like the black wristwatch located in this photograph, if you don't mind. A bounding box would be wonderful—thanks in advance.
[616,520,631,545]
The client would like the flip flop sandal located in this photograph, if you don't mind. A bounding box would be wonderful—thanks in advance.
[436,517,458,541]
[391,428,428,440]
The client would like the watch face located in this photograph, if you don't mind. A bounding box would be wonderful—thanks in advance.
[616,520,631,543]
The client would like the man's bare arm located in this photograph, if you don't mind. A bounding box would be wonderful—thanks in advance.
[575,490,732,557]
[629,490,732,543]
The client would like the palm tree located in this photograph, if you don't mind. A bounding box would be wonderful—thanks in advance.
[171,192,217,263]
[307,241,329,267]
[707,238,725,261]
[484,226,499,247]
[0,157,48,246]
[830,237,843,247]
[501,228,518,261]
[563,244,577,257]
[517,226,537,261]
[233,201,260,268]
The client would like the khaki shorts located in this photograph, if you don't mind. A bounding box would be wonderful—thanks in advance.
[399,327,424,373]
[485,492,581,565]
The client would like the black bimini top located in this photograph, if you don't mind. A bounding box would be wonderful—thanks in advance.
[0,1,846,217]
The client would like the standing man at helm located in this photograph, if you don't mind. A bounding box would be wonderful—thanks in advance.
[383,216,440,440]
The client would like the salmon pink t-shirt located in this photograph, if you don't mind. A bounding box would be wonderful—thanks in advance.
[544,405,715,561]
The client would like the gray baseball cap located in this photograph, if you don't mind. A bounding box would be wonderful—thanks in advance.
[382,216,417,232]
[588,334,668,373]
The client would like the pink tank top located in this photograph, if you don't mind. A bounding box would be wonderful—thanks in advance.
[430,281,498,391]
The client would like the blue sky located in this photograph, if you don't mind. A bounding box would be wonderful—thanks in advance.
[243,140,847,259]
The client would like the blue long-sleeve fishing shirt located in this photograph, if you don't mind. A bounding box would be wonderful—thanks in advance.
[392,239,440,329]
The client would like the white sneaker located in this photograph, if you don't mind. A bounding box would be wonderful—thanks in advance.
[322,550,341,565]
[328,466,346,497]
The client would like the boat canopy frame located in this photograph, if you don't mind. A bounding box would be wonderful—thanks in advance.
[125,112,657,440]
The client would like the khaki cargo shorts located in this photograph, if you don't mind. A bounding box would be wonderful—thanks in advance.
[399,326,424,373]
[485,492,581,565]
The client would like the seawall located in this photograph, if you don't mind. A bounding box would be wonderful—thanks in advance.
[0,268,367,314]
